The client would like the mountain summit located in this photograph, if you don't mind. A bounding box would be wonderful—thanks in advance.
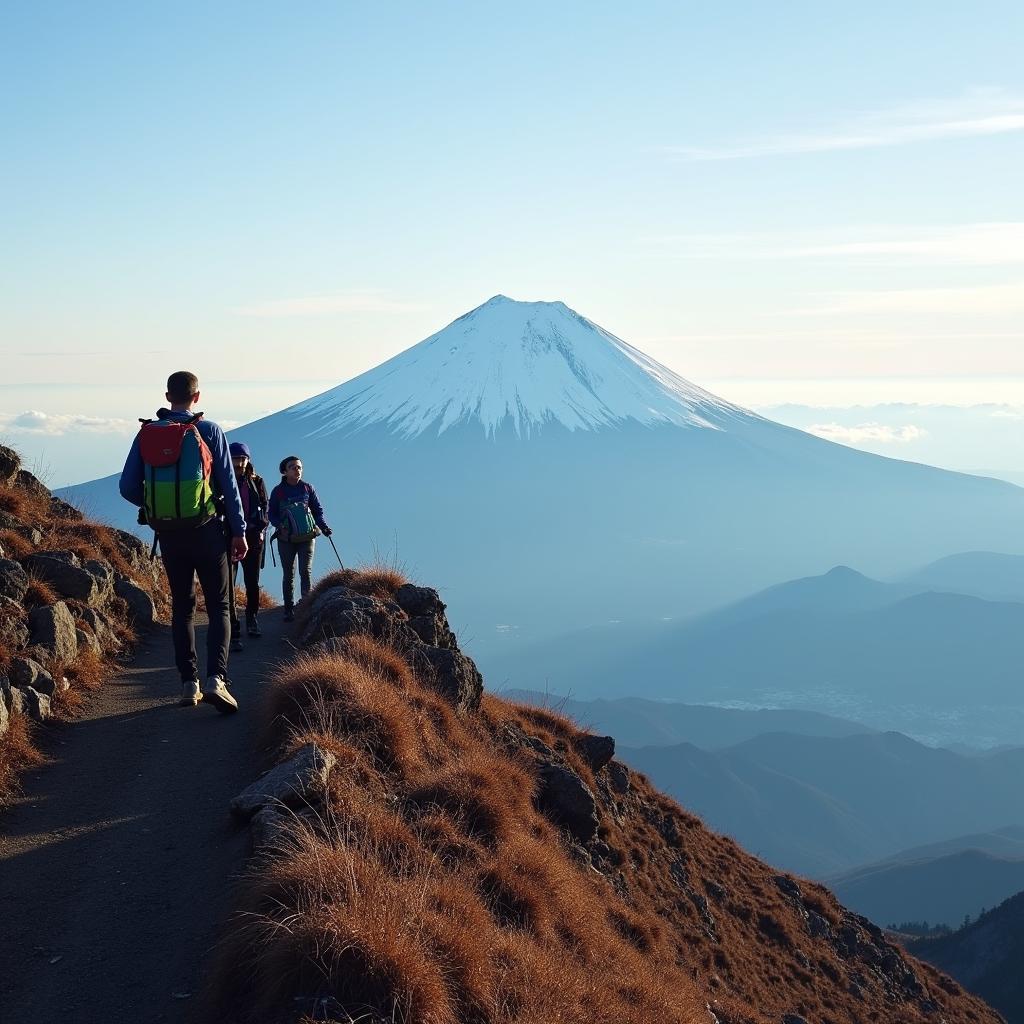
[291,295,753,438]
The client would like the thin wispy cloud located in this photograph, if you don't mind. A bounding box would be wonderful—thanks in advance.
[808,422,927,445]
[233,290,428,318]
[786,281,1024,317]
[642,223,1024,266]
[0,411,136,436]
[668,88,1024,160]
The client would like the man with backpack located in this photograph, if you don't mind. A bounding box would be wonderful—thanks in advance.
[119,371,247,713]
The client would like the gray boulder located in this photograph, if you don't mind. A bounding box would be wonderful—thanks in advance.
[0,596,29,649]
[230,743,337,821]
[28,601,78,664]
[15,469,50,499]
[0,512,43,546]
[26,551,108,605]
[414,646,483,712]
[18,685,51,722]
[576,733,615,772]
[606,759,631,795]
[0,676,10,737]
[0,445,19,486]
[48,496,82,521]
[0,558,29,602]
[10,656,57,697]
[114,577,155,628]
[76,627,102,657]
[537,762,599,843]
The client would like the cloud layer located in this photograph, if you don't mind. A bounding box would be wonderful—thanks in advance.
[807,421,928,445]
[0,411,136,436]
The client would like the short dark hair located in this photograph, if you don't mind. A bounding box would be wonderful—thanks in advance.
[167,371,200,403]
[279,455,301,474]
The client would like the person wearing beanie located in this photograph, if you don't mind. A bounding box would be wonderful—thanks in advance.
[268,454,332,621]
[229,441,270,645]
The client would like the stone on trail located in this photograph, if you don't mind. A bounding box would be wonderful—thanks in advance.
[230,743,337,821]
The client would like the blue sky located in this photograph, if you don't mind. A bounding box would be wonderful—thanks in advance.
[2,1,1023,484]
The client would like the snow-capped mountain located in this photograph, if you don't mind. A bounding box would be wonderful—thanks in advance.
[64,296,1024,667]
[291,295,750,437]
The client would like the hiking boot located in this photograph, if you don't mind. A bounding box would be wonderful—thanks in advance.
[203,675,239,714]
[231,635,244,653]
[246,613,262,638]
[180,679,202,707]
[283,606,295,623]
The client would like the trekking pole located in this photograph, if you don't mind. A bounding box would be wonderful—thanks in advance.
[326,533,345,570]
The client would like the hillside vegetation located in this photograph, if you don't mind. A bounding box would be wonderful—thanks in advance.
[0,444,165,804]
[212,570,1001,1024]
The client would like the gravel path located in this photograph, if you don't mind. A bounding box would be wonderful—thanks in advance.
[0,610,285,1023]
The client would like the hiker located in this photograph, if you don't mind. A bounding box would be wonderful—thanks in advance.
[269,455,333,622]
[228,441,270,651]
[118,370,247,713]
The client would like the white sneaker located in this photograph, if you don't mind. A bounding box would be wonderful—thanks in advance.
[180,679,202,706]
[203,675,239,715]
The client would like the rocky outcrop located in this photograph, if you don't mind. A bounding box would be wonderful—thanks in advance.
[297,578,483,713]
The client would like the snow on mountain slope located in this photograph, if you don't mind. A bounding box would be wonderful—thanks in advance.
[291,295,753,438]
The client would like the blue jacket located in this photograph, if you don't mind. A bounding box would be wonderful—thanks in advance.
[119,408,246,537]
[269,481,330,534]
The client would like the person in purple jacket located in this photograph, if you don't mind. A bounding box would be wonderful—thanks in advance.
[268,455,333,621]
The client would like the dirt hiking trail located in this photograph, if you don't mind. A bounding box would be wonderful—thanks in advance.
[0,610,287,1024]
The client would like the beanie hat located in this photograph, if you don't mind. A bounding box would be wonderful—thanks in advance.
[229,442,251,459]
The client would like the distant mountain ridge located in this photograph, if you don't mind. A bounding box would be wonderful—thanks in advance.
[908,892,1024,1022]
[502,688,874,749]
[492,561,1024,745]
[830,846,1024,929]
[621,731,1024,877]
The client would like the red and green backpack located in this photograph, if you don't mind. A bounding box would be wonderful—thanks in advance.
[137,413,217,530]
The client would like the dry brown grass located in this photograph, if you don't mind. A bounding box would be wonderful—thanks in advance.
[208,622,1000,1024]
[0,457,148,803]
[0,528,33,560]
[0,712,46,807]
[24,573,58,608]
[212,637,711,1024]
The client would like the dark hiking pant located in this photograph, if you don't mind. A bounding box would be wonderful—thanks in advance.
[278,537,314,609]
[159,519,230,683]
[231,531,264,635]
